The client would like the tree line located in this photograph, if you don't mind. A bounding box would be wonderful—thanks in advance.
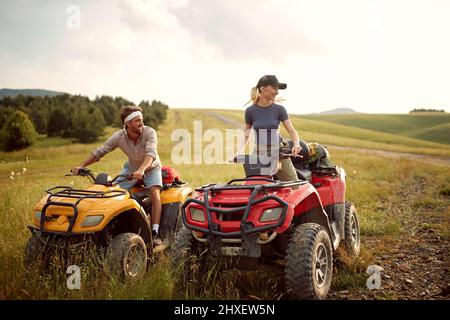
[409,108,446,113]
[0,94,168,151]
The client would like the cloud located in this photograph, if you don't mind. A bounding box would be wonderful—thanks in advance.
[169,0,323,62]
[116,0,182,33]
[1,0,450,113]
[0,1,67,62]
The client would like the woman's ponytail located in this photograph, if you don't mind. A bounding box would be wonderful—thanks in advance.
[245,87,260,105]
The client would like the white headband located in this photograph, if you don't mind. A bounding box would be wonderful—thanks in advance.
[124,111,143,124]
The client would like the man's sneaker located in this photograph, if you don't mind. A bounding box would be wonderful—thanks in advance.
[152,230,162,247]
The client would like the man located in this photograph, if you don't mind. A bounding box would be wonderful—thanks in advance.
[71,105,163,244]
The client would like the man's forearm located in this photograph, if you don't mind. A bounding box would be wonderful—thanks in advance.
[80,153,98,167]
[138,155,154,172]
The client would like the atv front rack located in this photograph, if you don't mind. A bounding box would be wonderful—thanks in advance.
[182,178,307,238]
[39,186,127,233]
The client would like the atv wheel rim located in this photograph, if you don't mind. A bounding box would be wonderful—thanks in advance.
[350,213,359,246]
[125,244,146,277]
[314,243,329,288]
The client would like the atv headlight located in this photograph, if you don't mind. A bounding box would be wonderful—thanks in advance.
[190,207,205,222]
[34,210,42,221]
[81,215,104,227]
[260,207,283,222]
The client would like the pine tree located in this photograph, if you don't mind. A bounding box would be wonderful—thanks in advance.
[71,105,105,143]
[47,109,67,137]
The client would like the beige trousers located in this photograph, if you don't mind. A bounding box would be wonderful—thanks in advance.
[253,145,299,183]
[277,157,299,182]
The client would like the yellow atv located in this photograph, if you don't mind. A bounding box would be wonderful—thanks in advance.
[24,167,192,279]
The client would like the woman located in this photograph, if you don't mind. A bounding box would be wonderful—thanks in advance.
[237,75,302,182]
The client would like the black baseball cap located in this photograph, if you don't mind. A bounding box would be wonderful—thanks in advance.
[256,75,287,90]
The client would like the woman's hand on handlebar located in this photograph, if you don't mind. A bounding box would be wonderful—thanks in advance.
[292,144,302,156]
[279,146,303,158]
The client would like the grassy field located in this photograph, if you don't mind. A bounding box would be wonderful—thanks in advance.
[405,122,450,145]
[0,109,449,299]
[206,109,450,156]
[301,112,450,145]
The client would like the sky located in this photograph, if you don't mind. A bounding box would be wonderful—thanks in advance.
[1,0,450,114]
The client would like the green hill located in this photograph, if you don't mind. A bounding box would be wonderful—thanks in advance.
[404,122,450,145]
[300,113,450,145]
[198,109,450,156]
[0,88,65,98]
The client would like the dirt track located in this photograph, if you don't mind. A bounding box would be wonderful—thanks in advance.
[328,145,450,167]
[329,178,450,300]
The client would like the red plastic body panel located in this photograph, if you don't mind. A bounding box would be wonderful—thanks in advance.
[311,173,346,208]
[185,172,346,235]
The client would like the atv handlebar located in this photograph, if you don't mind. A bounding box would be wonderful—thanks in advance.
[65,168,96,183]
[66,169,138,186]
[279,146,303,159]
[110,174,140,185]
[231,147,303,163]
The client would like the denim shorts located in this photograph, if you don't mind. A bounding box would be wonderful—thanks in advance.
[116,162,163,190]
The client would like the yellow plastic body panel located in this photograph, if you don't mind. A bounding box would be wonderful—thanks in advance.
[32,184,192,234]
[160,186,192,204]
[129,185,192,204]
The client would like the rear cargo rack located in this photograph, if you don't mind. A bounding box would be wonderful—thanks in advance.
[40,186,127,233]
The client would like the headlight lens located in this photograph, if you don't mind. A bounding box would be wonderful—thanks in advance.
[34,210,42,221]
[259,207,283,222]
[190,207,205,222]
[81,215,104,227]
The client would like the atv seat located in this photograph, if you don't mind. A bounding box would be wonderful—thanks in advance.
[296,168,312,182]
[94,173,111,185]
[132,191,148,202]
[131,191,152,212]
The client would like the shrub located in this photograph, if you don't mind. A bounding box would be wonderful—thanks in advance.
[0,110,37,151]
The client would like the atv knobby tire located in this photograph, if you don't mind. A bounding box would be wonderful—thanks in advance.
[107,233,147,280]
[285,223,333,299]
[343,201,361,257]
[171,225,207,289]
[24,234,49,270]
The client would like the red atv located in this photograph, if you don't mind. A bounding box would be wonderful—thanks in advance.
[172,140,360,299]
